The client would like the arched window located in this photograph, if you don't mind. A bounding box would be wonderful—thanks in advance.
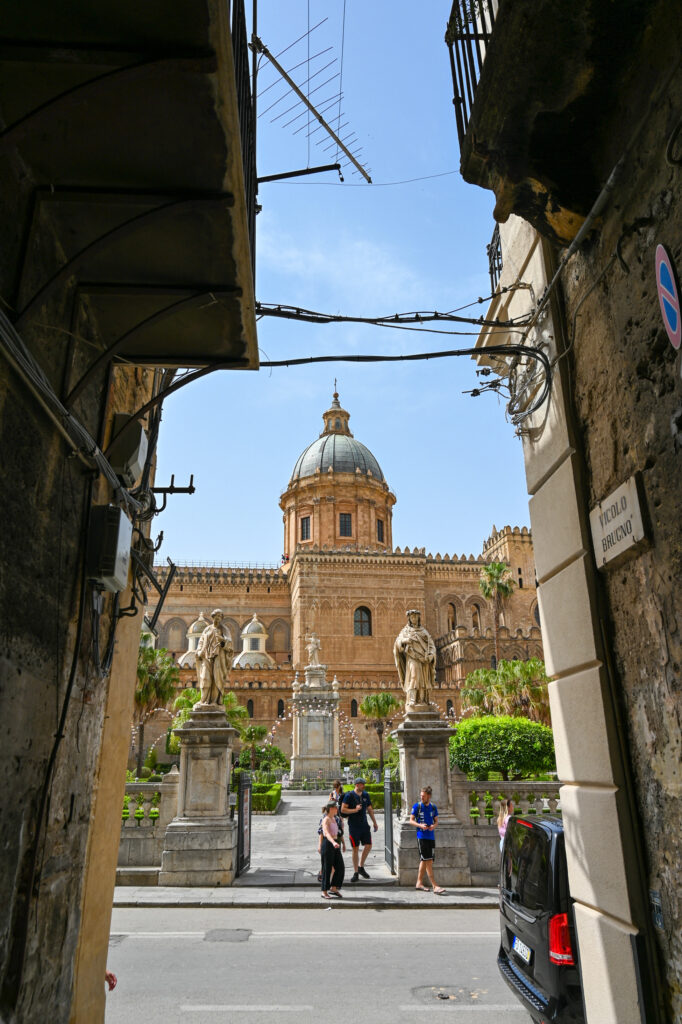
[354,606,372,636]
[277,699,285,718]
[491,655,497,669]
[247,699,254,718]
[447,603,457,631]
[446,699,454,717]
[351,699,358,718]
[534,604,541,626]
[471,604,481,632]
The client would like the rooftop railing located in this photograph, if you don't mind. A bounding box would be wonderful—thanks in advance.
[445,0,499,150]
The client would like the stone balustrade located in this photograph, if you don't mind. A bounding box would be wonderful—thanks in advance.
[118,768,179,868]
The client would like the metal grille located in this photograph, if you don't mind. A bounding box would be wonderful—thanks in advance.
[236,771,252,876]
[231,0,257,273]
[384,769,403,874]
[487,222,503,291]
[445,0,498,149]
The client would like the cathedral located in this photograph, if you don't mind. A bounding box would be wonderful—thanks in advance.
[150,393,543,758]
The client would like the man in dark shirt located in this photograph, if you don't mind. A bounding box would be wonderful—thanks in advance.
[341,777,379,882]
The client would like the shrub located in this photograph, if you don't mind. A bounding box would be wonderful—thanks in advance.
[138,766,152,779]
[363,758,380,771]
[144,747,158,770]
[251,785,282,812]
[449,716,555,780]
[148,774,162,782]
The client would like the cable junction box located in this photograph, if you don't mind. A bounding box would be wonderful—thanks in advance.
[87,506,133,592]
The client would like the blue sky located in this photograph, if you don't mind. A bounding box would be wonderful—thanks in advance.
[153,1,530,565]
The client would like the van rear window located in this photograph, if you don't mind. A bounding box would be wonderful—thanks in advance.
[502,820,551,912]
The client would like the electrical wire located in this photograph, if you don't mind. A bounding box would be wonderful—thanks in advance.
[335,0,347,163]
[255,301,532,329]
[0,308,139,513]
[265,169,459,187]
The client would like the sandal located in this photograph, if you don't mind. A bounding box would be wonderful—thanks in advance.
[330,891,343,898]
[432,886,447,895]
[415,884,429,891]
[321,893,332,899]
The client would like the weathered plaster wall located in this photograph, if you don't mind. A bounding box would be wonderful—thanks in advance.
[564,71,682,1015]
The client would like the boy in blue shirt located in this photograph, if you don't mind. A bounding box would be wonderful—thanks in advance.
[409,786,446,893]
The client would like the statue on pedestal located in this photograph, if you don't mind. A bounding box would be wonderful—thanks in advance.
[304,632,322,666]
[195,609,234,706]
[394,609,436,709]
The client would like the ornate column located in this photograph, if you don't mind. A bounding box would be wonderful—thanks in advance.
[290,635,341,781]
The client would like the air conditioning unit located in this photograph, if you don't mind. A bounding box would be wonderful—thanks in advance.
[87,506,133,591]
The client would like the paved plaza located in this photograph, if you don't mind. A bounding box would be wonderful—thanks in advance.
[114,792,497,909]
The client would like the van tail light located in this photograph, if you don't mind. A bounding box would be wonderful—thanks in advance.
[549,913,575,965]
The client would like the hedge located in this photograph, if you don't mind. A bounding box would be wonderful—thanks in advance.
[449,716,556,780]
[251,785,281,813]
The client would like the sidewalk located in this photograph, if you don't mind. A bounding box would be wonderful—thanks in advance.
[113,884,498,909]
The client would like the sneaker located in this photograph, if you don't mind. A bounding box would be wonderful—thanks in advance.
[358,867,370,879]
[350,872,359,883]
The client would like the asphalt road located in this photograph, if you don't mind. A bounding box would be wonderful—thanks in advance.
[106,907,531,1024]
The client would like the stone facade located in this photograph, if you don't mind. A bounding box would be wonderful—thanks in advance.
[150,395,543,758]
[462,12,682,1012]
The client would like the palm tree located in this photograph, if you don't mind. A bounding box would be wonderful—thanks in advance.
[169,688,249,754]
[240,724,269,771]
[134,641,179,778]
[359,692,403,777]
[461,657,550,723]
[479,561,516,664]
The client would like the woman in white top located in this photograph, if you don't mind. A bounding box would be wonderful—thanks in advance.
[497,798,514,852]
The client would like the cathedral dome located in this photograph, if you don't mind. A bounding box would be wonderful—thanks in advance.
[290,393,384,483]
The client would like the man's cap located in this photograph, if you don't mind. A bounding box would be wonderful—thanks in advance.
[354,776,366,785]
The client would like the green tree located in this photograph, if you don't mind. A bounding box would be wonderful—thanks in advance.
[168,688,248,755]
[359,692,403,777]
[240,724,269,771]
[479,561,516,664]
[238,742,289,772]
[462,658,551,724]
[449,716,555,780]
[134,641,179,778]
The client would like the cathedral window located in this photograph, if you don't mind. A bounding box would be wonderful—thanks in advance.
[277,699,285,717]
[446,699,454,716]
[340,512,352,537]
[534,604,541,626]
[376,518,384,542]
[249,638,259,651]
[351,699,358,718]
[247,699,254,717]
[300,516,311,541]
[447,603,457,631]
[491,655,497,669]
[354,606,372,636]
[471,604,481,632]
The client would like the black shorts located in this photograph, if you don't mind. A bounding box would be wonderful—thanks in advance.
[417,838,436,861]
[349,825,372,848]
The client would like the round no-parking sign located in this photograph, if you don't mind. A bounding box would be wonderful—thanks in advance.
[655,243,681,350]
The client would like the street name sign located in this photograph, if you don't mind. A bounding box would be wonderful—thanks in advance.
[589,475,647,569]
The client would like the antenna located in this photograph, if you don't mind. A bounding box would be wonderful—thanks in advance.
[253,35,372,184]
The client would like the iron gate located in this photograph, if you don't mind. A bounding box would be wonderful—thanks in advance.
[384,768,403,874]
[236,771,252,876]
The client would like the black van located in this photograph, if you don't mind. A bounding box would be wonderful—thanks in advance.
[498,815,584,1023]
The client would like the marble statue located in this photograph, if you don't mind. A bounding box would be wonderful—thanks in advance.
[195,609,234,705]
[393,609,436,709]
[304,632,322,666]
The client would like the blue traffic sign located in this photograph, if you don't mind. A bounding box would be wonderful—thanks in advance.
[655,244,681,350]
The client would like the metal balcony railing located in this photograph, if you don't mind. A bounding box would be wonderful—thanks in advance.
[487,222,503,291]
[445,0,499,149]
[231,0,257,273]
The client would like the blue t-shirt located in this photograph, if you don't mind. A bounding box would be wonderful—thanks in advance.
[342,789,372,828]
[412,801,438,840]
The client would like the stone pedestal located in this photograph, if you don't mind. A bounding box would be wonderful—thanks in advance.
[159,706,238,886]
[393,707,471,886]
[290,663,341,781]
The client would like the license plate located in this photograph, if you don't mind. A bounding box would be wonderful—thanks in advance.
[512,935,532,964]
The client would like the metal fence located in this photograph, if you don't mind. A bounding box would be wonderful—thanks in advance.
[445,0,498,149]
[237,771,253,876]
[231,0,257,273]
